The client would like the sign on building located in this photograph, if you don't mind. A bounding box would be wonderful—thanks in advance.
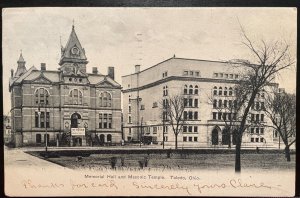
[71,128,85,136]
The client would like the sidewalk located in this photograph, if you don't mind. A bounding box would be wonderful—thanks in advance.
[4,146,64,168]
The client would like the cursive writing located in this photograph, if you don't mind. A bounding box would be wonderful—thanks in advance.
[23,179,65,189]
[70,180,118,190]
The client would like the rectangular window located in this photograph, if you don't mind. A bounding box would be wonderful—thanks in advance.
[189,137,193,142]
[194,137,198,142]
[184,98,188,107]
[213,100,217,108]
[35,112,39,127]
[40,112,45,128]
[194,99,198,107]
[222,113,227,120]
[261,102,265,110]
[194,126,198,132]
[255,138,259,142]
[251,137,254,142]
[46,112,50,128]
[250,128,254,134]
[251,114,254,121]
[256,128,259,134]
[195,71,200,76]
[189,98,193,107]
[129,128,131,135]
[194,112,198,120]
[260,128,264,134]
[183,71,188,76]
[218,112,222,120]
[230,74,233,78]
[261,114,264,122]
[188,111,193,120]
[128,116,131,124]
[183,137,187,142]
[129,106,131,113]
[256,114,259,122]
[99,113,103,128]
[235,74,239,79]
[183,126,187,132]
[225,74,228,78]
[184,111,188,120]
[260,138,264,142]
[103,113,108,128]
[165,72,168,77]
[140,105,145,110]
[214,73,218,77]
[108,114,112,128]
[188,126,193,132]
[213,112,217,120]
[153,126,157,134]
[190,71,194,76]
[220,73,223,77]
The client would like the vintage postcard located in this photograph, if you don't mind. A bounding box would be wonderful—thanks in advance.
[3,7,296,196]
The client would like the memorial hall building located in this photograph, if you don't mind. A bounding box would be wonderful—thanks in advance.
[122,56,279,148]
[9,25,122,147]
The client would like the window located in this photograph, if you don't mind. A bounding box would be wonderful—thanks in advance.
[250,128,254,134]
[230,74,233,78]
[194,99,198,107]
[99,113,112,129]
[184,98,188,107]
[224,100,228,108]
[129,106,131,113]
[229,87,233,96]
[251,114,254,121]
[188,111,193,120]
[188,126,193,132]
[222,113,227,120]
[224,87,228,96]
[225,74,228,78]
[70,89,83,105]
[152,102,158,108]
[189,98,193,107]
[218,100,222,108]
[213,86,217,95]
[189,137,193,142]
[183,137,187,142]
[189,85,193,95]
[261,102,265,110]
[255,138,259,142]
[183,71,188,76]
[228,113,232,120]
[256,128,259,134]
[213,112,217,120]
[163,86,168,96]
[184,111,188,120]
[153,127,157,134]
[140,105,145,110]
[251,138,254,142]
[260,138,264,142]
[194,112,198,120]
[256,102,259,110]
[214,73,218,77]
[219,87,222,95]
[261,114,264,122]
[35,111,50,128]
[233,113,237,120]
[107,134,112,142]
[190,71,194,76]
[194,137,198,142]
[183,126,187,132]
[218,112,222,120]
[195,72,200,76]
[194,85,199,94]
[184,85,188,94]
[229,100,232,108]
[260,128,264,134]
[220,73,223,78]
[128,116,132,123]
[35,88,49,105]
[256,114,259,122]
[235,74,238,79]
[164,136,168,142]
[36,134,41,143]
[194,126,198,132]
[99,92,112,107]
[213,99,217,108]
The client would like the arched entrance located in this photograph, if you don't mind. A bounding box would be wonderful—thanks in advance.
[212,128,219,145]
[71,113,82,146]
[71,113,81,128]
[222,128,230,145]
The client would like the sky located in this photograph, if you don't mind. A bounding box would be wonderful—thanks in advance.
[2,7,297,114]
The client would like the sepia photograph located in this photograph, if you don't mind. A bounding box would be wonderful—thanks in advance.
[2,7,297,196]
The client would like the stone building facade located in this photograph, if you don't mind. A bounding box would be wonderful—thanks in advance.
[9,26,122,147]
[122,56,278,148]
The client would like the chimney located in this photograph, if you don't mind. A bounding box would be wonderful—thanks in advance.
[135,65,140,73]
[92,67,98,74]
[11,69,14,77]
[41,63,46,71]
[108,67,115,80]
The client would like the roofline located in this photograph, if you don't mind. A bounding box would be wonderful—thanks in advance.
[121,56,229,78]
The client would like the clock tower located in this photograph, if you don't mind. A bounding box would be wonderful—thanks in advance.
[59,25,88,77]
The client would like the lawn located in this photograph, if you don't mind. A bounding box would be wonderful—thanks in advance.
[44,152,295,172]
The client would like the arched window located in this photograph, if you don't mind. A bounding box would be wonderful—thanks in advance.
[213,86,217,95]
[99,92,112,107]
[194,85,199,95]
[35,88,49,105]
[229,87,233,96]
[224,87,228,96]
[218,87,222,95]
[189,85,193,95]
[107,134,112,142]
[184,85,188,94]
[69,89,83,105]
[212,128,219,145]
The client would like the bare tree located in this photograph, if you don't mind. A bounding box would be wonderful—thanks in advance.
[265,91,296,161]
[229,25,295,172]
[161,95,186,149]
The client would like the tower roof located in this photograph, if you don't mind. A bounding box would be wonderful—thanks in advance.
[17,53,25,63]
[59,25,87,65]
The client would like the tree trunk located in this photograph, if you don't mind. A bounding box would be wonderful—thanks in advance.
[235,138,241,173]
[285,145,291,162]
[175,134,178,150]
